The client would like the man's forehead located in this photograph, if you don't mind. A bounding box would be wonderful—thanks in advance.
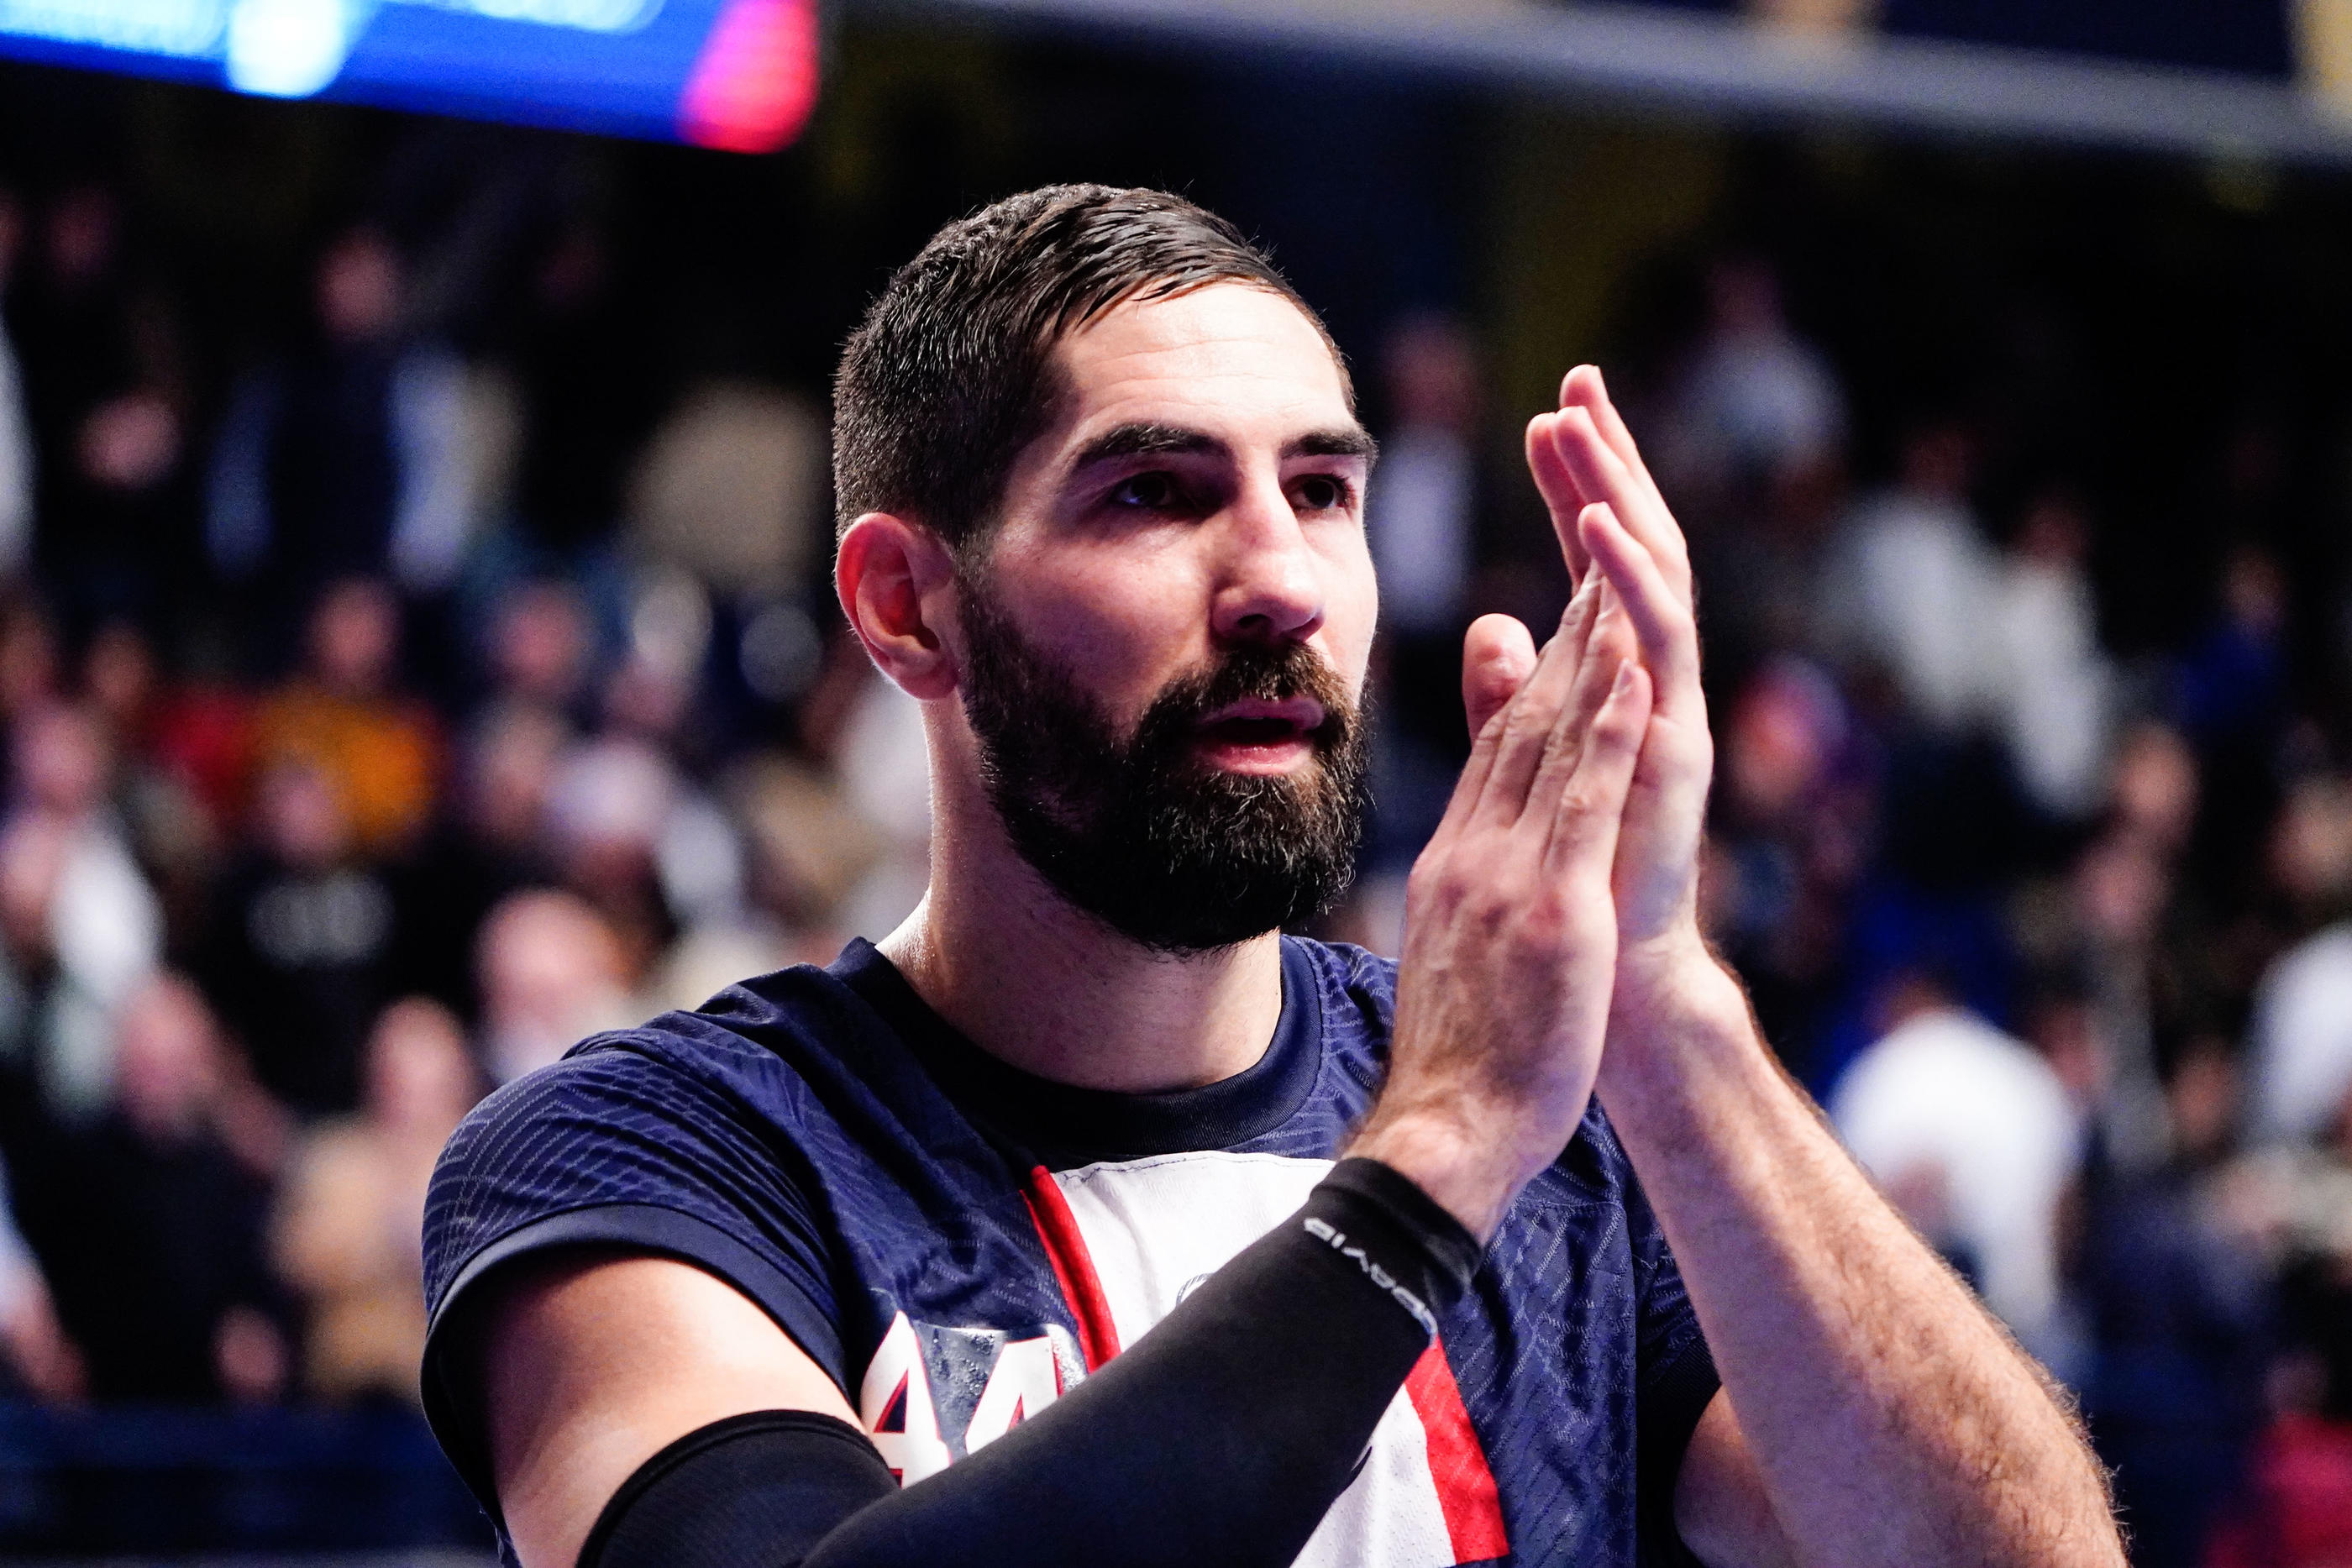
[1045,281,1353,447]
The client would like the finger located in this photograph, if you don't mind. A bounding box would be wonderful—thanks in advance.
[1467,576,1604,827]
[1547,406,1691,599]
[1525,412,1593,584]
[1426,600,1578,854]
[1461,613,1538,742]
[1517,600,1636,845]
[1557,364,1656,488]
[1550,404,1689,586]
[1583,543,1641,671]
[1423,615,1537,854]
[1544,660,1652,878]
[1580,501,1701,716]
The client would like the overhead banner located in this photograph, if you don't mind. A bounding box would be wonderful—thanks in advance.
[0,0,819,149]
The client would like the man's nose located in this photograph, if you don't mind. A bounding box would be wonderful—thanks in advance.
[1210,482,1325,646]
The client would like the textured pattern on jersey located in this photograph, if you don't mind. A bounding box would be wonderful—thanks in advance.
[426,1044,841,1340]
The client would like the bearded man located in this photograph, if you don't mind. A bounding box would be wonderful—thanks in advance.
[419,186,2122,1568]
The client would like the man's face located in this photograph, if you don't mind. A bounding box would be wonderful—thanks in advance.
[954,281,1379,952]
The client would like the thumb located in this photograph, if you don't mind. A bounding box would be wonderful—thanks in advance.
[1462,614,1538,740]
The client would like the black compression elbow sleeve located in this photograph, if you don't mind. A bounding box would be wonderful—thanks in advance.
[580,1157,1481,1568]
[580,1411,899,1567]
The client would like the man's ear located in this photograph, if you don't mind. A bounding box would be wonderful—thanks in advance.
[836,512,963,701]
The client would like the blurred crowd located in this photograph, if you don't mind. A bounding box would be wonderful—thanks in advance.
[0,169,931,1430]
[0,144,2345,1567]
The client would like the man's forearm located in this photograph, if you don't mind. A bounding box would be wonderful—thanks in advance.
[1597,943,2122,1568]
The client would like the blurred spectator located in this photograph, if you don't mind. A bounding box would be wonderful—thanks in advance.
[0,183,31,574]
[1705,656,1871,1078]
[486,576,595,723]
[86,620,224,952]
[1819,417,2002,734]
[2078,1039,2273,1568]
[543,600,746,962]
[475,888,631,1083]
[272,998,477,1403]
[11,974,287,1403]
[8,184,195,632]
[2206,1378,2352,1568]
[1367,312,1481,643]
[647,920,795,1017]
[0,1151,81,1401]
[197,754,397,1116]
[1657,254,1845,512]
[0,590,58,726]
[390,701,564,1021]
[2266,772,2352,936]
[2055,726,2208,1174]
[625,379,827,600]
[2176,544,2288,762]
[1993,485,2113,822]
[1830,969,2082,1365]
[216,228,406,606]
[828,663,932,941]
[2203,1081,2352,1568]
[0,701,162,1123]
[729,751,886,955]
[1359,312,1487,882]
[2176,543,2292,912]
[2246,917,2352,1148]
[207,229,496,640]
[510,223,657,564]
[251,578,444,857]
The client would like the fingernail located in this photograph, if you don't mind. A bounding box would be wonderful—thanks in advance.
[1593,365,1609,397]
[1611,661,1635,695]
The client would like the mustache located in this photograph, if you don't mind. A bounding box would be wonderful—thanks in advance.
[1139,641,1355,746]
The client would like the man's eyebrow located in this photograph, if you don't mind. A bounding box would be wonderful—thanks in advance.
[1284,427,1379,464]
[1068,423,1228,470]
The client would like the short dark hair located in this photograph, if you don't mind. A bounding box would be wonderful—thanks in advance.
[832,184,1346,553]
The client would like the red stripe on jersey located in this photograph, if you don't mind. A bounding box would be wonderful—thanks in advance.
[1405,1338,1509,1564]
[1022,1166,1122,1371]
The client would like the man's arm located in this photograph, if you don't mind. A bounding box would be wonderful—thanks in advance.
[481,1255,859,1568]
[1625,962,2112,1568]
[1528,366,2123,1568]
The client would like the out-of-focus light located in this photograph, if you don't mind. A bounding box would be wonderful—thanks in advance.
[0,0,817,149]
[678,0,816,152]
[0,0,222,55]
[224,0,358,95]
[1746,0,1877,40]
[2299,0,2352,118]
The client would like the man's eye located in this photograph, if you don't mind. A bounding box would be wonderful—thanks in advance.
[1109,473,1179,510]
[1294,475,1351,512]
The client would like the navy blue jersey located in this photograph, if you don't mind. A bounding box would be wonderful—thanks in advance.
[422,936,1719,1566]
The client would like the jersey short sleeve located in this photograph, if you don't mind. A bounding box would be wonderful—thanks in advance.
[419,1039,844,1518]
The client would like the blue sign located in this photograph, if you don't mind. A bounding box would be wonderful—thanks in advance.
[0,0,819,149]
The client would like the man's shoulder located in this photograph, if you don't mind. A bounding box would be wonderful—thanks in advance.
[423,957,940,1307]
[440,960,865,1151]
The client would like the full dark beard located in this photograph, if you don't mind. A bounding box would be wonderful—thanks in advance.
[958,579,1370,955]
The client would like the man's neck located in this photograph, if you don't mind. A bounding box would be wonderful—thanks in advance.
[877,808,1285,1096]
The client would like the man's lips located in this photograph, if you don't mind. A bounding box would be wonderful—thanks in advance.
[1192,696,1328,771]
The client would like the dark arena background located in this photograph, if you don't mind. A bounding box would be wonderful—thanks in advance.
[2,1,2351,1563]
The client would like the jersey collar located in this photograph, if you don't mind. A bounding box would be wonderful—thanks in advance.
[828,936,1326,1171]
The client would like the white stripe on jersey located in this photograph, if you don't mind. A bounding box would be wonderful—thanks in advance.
[1053,1151,1462,1568]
